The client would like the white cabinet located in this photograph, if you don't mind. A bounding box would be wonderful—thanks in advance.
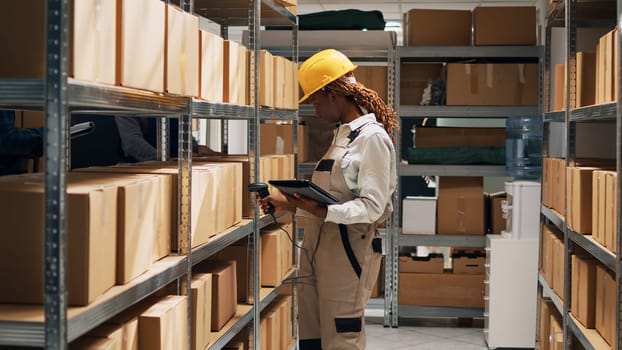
[484,236,539,349]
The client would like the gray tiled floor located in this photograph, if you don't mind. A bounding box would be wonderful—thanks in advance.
[365,319,488,350]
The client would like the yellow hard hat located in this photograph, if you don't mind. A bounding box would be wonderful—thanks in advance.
[298,49,357,103]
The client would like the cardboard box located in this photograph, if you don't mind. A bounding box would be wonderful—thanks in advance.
[266,308,280,350]
[595,265,616,346]
[69,172,162,285]
[76,323,124,350]
[283,58,296,110]
[566,167,597,234]
[0,173,117,305]
[272,55,286,109]
[453,256,486,274]
[592,170,607,247]
[260,123,298,155]
[551,237,565,300]
[211,239,253,303]
[539,299,553,350]
[119,0,165,92]
[399,63,443,105]
[200,29,224,102]
[473,7,536,45]
[542,158,551,208]
[571,255,597,329]
[551,158,567,215]
[0,1,117,83]
[605,171,617,253]
[138,295,188,350]
[261,228,284,287]
[403,9,471,46]
[446,64,539,106]
[224,40,248,105]
[259,50,274,107]
[553,63,566,111]
[165,5,199,96]
[414,127,506,148]
[74,168,171,261]
[355,66,388,102]
[399,254,443,274]
[398,272,485,308]
[437,177,485,235]
[549,315,564,350]
[576,52,596,107]
[194,260,237,331]
[191,274,212,350]
[402,197,436,234]
[489,192,507,234]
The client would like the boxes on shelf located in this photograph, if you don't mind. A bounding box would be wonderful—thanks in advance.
[452,253,485,274]
[0,173,117,306]
[487,192,507,234]
[604,171,617,253]
[402,9,471,46]
[224,40,248,106]
[68,172,164,285]
[260,122,305,157]
[446,63,539,106]
[0,1,117,84]
[165,4,199,96]
[540,224,554,286]
[551,235,565,301]
[200,29,224,102]
[473,7,536,45]
[259,50,274,107]
[402,196,436,235]
[595,264,616,346]
[399,63,443,106]
[261,219,293,287]
[211,237,254,304]
[191,273,212,350]
[398,254,443,274]
[71,324,124,349]
[437,177,485,235]
[120,0,166,92]
[553,63,566,111]
[538,299,554,350]
[194,260,237,332]
[570,255,597,329]
[576,52,596,108]
[138,295,188,350]
[398,272,485,308]
[595,28,618,104]
[549,315,564,350]
[566,167,597,234]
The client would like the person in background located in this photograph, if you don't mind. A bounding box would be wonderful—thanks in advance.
[258,49,399,350]
[115,116,220,162]
[0,110,43,175]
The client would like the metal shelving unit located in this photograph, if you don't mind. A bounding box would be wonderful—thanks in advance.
[537,0,622,348]
[391,43,541,328]
[0,1,298,349]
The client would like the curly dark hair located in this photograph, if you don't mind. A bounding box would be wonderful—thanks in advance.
[323,76,400,143]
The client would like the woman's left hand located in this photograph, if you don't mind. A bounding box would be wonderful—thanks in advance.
[290,193,328,219]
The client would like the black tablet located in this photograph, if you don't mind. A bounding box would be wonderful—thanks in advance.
[268,179,339,205]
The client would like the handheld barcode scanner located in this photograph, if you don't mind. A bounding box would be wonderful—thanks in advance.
[249,182,276,222]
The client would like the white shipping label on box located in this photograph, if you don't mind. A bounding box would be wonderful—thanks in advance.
[402,197,436,234]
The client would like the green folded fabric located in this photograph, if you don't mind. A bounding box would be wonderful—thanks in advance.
[407,147,505,165]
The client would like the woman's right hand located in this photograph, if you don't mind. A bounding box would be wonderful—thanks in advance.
[257,191,296,214]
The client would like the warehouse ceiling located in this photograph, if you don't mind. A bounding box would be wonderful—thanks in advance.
[297,0,540,23]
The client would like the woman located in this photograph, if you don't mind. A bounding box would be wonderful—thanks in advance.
[259,49,398,349]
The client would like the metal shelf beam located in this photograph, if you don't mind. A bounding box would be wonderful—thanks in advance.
[399,164,507,177]
[544,111,565,123]
[569,102,617,122]
[398,46,541,62]
[399,234,487,248]
[538,273,563,315]
[567,230,617,272]
[398,306,484,319]
[541,206,565,232]
[399,105,538,118]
